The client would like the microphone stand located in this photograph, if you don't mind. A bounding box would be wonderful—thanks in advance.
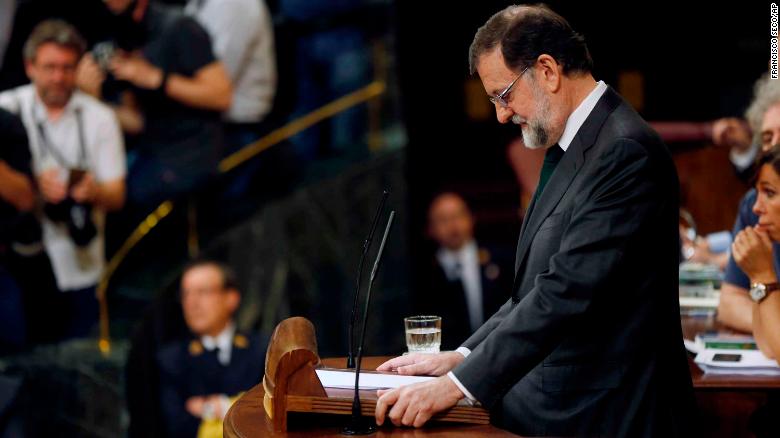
[347,190,389,369]
[342,211,395,435]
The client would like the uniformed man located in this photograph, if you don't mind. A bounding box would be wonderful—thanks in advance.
[157,260,266,438]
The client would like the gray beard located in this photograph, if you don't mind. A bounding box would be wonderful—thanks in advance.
[512,81,552,150]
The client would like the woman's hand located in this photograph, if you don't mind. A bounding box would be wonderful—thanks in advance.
[732,226,777,283]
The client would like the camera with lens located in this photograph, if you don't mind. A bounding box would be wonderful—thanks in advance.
[92,41,117,71]
[43,169,96,247]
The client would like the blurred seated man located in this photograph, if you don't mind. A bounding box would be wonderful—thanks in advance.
[0,107,35,350]
[76,0,231,208]
[719,74,780,332]
[418,192,512,350]
[0,20,126,338]
[157,260,266,438]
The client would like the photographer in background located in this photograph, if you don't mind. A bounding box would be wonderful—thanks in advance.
[0,20,126,339]
[76,0,231,209]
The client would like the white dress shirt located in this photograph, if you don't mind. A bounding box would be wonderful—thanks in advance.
[447,80,610,402]
[201,321,236,366]
[437,240,484,332]
[0,85,126,291]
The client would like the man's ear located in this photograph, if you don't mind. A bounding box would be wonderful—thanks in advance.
[226,289,241,313]
[24,59,35,82]
[535,54,562,93]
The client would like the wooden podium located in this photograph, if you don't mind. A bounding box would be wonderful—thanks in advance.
[225,317,510,436]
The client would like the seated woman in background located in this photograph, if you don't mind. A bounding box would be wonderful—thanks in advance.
[732,149,780,362]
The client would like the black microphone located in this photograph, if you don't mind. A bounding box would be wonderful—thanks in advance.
[347,190,389,369]
[342,210,395,435]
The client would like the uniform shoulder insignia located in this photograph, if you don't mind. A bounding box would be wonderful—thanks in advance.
[189,340,204,356]
[233,334,249,349]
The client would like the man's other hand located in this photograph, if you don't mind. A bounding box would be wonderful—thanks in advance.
[376,351,465,376]
[375,376,464,428]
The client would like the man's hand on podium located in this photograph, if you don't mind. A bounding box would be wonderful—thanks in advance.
[375,351,464,376]
[374,352,467,428]
[374,375,464,428]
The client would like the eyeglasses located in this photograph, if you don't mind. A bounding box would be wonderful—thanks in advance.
[488,64,531,108]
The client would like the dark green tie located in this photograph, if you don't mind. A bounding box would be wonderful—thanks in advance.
[532,144,565,204]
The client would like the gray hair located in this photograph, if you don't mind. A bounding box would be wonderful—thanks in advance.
[745,74,780,135]
[23,19,86,62]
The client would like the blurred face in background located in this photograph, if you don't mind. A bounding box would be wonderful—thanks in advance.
[103,0,134,15]
[180,264,240,338]
[25,43,78,109]
[761,102,780,153]
[428,193,475,251]
[753,163,780,242]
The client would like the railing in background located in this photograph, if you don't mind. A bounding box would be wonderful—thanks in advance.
[97,81,387,354]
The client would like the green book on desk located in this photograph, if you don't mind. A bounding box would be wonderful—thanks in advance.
[695,333,758,350]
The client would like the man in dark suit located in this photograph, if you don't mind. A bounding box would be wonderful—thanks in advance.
[419,192,511,349]
[157,260,266,438]
[374,5,695,437]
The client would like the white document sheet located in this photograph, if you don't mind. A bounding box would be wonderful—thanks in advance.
[694,348,780,376]
[315,369,435,390]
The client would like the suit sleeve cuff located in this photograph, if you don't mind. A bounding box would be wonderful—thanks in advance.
[455,346,471,358]
[447,371,477,404]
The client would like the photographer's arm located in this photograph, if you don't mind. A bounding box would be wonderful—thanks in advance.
[71,175,125,211]
[0,160,34,212]
[109,57,232,112]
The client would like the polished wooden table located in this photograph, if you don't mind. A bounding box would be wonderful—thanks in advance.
[682,316,780,389]
[224,356,519,437]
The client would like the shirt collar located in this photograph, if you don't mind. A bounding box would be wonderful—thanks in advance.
[557,80,607,151]
[201,321,235,353]
[437,240,478,270]
[32,90,82,123]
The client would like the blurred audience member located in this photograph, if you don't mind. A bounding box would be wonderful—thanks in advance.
[418,192,511,350]
[185,0,276,145]
[0,107,35,350]
[679,216,731,270]
[506,137,544,215]
[651,118,755,181]
[719,74,780,332]
[731,149,780,362]
[0,20,126,338]
[184,0,278,200]
[157,260,266,438]
[77,0,231,208]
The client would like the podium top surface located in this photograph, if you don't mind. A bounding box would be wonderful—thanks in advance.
[224,356,520,437]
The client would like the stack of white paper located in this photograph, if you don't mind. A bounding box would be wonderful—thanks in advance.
[315,369,435,390]
[694,349,780,376]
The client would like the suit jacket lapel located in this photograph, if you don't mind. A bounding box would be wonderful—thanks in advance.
[513,144,581,274]
[511,87,623,288]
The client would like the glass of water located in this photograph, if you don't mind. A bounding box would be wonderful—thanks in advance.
[404,315,442,353]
